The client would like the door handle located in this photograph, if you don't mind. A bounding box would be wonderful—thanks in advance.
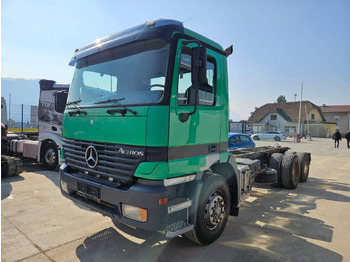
[208,144,217,153]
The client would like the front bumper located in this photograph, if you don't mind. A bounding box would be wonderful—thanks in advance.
[60,164,169,231]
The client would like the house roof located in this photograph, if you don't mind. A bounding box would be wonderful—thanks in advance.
[319,105,350,113]
[248,101,326,123]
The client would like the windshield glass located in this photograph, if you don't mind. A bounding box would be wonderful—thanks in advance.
[67,39,170,107]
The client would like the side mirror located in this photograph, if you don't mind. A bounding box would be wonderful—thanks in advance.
[55,91,68,113]
[179,41,207,123]
[191,46,207,85]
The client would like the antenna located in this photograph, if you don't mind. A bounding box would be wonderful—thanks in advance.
[182,17,195,24]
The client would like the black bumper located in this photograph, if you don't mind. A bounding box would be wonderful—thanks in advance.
[59,164,169,231]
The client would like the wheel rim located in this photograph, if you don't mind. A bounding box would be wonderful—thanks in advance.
[204,191,225,230]
[45,148,56,166]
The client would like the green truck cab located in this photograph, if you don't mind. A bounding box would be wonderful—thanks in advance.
[60,19,310,245]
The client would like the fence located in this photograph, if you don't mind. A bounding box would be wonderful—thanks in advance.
[6,104,39,133]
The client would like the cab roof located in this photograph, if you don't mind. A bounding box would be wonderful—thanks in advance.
[69,19,224,66]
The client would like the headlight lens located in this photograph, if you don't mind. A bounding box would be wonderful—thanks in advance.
[122,204,148,222]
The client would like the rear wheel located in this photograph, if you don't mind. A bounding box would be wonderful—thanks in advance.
[14,158,23,175]
[185,174,230,245]
[42,143,58,170]
[297,153,310,182]
[268,153,284,187]
[1,156,22,178]
[281,154,300,189]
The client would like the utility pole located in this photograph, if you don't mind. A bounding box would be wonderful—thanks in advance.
[294,94,297,102]
[297,83,303,142]
[305,104,312,140]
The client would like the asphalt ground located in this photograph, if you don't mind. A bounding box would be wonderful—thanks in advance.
[1,137,350,262]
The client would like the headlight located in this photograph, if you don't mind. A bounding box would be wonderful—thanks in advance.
[60,180,68,193]
[122,204,148,222]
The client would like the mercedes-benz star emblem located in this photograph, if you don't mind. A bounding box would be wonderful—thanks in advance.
[85,146,98,168]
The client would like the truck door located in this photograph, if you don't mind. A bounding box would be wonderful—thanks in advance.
[168,41,221,174]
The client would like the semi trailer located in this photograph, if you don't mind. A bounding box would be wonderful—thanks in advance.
[9,79,69,170]
[59,19,311,245]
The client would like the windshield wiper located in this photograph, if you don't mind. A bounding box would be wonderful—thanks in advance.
[94,98,137,116]
[94,98,125,105]
[66,99,87,116]
[66,99,82,106]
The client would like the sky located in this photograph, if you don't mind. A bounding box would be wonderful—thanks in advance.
[1,0,350,120]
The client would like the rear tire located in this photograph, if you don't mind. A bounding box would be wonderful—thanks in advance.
[297,153,310,182]
[14,158,23,175]
[1,158,8,178]
[281,154,300,189]
[268,153,284,187]
[1,156,22,177]
[42,143,58,170]
[185,174,230,245]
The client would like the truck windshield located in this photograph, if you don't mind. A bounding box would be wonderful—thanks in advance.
[67,39,170,107]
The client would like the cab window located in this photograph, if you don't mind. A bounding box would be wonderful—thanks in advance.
[177,46,216,106]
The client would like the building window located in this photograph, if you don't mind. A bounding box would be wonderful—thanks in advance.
[270,126,277,131]
[311,114,315,120]
[334,115,340,121]
[285,126,296,133]
[270,115,277,120]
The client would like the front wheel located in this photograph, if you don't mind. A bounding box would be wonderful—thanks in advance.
[253,136,260,140]
[185,174,230,245]
[42,143,58,170]
[274,136,281,141]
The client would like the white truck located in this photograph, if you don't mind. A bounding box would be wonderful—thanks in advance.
[9,79,69,170]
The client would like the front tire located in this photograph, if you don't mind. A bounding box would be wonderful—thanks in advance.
[253,136,260,140]
[274,136,281,141]
[185,174,230,245]
[42,143,58,170]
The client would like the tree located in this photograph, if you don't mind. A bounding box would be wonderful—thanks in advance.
[277,95,287,103]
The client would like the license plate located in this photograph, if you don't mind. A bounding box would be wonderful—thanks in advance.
[77,182,100,199]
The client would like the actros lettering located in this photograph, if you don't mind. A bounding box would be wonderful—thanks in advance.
[117,148,144,156]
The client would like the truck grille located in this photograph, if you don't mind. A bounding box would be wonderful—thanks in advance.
[62,138,146,184]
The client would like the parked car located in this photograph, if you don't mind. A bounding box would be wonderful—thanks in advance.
[228,133,256,150]
[251,131,287,141]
